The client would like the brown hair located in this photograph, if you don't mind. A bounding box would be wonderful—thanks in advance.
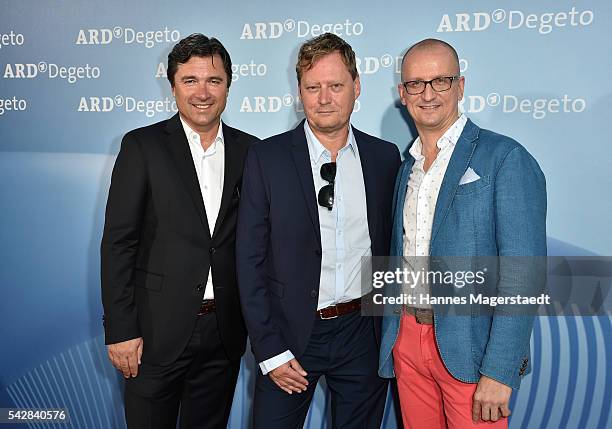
[167,33,232,88]
[296,32,358,83]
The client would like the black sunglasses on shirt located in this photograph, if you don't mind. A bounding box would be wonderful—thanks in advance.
[317,162,336,211]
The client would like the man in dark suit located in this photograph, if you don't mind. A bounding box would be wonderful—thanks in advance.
[101,34,258,428]
[236,33,401,428]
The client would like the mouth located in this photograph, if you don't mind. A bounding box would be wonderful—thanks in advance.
[418,105,441,111]
[192,103,214,111]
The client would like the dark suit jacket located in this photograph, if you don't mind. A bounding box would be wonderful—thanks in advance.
[236,120,400,364]
[101,113,259,365]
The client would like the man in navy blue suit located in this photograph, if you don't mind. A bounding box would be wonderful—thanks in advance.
[236,33,400,428]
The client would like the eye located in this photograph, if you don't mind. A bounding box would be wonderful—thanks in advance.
[406,80,421,89]
[433,77,447,85]
[331,83,343,91]
[184,79,196,85]
[210,78,222,85]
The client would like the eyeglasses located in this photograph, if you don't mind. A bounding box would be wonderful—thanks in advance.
[317,162,336,211]
[401,75,460,95]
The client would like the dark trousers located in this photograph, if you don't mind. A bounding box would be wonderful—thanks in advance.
[124,313,240,429]
[253,311,388,429]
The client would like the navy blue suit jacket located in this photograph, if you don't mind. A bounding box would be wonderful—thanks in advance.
[236,120,400,364]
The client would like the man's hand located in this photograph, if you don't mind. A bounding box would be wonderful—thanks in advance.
[107,337,143,378]
[472,375,512,422]
[269,358,309,394]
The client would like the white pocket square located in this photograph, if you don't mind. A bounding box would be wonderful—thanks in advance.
[459,167,481,185]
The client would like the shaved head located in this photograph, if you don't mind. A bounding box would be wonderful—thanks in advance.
[401,39,460,80]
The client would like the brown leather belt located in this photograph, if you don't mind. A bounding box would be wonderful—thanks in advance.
[317,298,361,320]
[406,307,434,325]
[197,299,216,316]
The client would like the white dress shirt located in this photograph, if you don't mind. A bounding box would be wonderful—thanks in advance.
[258,121,371,375]
[180,117,224,300]
[403,114,467,308]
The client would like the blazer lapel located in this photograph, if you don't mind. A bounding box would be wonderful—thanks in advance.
[212,123,242,238]
[392,156,414,257]
[164,114,211,237]
[429,119,480,246]
[290,121,321,247]
[354,130,378,245]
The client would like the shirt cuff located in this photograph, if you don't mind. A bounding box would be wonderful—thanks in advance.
[259,350,295,375]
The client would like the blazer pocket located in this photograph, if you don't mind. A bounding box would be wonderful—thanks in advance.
[455,175,491,195]
[131,269,164,292]
[268,278,284,298]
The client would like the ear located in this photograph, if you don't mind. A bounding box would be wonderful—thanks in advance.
[457,76,465,101]
[398,83,406,105]
[354,76,361,99]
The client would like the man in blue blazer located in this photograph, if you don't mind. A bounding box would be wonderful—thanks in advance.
[237,33,400,428]
[378,39,546,428]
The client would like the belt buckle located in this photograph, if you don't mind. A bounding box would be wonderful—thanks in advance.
[415,308,432,324]
[319,305,339,320]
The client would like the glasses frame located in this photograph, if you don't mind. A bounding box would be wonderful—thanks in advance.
[401,75,461,95]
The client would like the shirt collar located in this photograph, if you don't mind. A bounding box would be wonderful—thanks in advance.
[304,120,356,165]
[179,116,224,154]
[409,114,467,160]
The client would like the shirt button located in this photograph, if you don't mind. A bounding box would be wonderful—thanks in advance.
[310,290,317,298]
[337,263,342,269]
[196,283,204,292]
[209,247,216,254]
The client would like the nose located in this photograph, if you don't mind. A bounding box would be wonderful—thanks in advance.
[194,82,210,99]
[318,87,331,105]
[421,82,436,101]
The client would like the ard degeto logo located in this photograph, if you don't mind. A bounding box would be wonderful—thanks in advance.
[460,93,586,119]
[240,18,363,39]
[0,97,27,115]
[4,62,100,84]
[77,96,177,118]
[239,94,361,113]
[75,27,180,48]
[0,31,25,50]
[437,6,593,34]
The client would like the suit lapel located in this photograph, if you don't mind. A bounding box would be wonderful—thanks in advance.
[212,123,242,238]
[430,119,480,246]
[290,122,321,246]
[393,156,414,256]
[354,130,378,245]
[164,114,211,237]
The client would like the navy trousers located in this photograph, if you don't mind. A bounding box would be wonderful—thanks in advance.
[253,311,388,429]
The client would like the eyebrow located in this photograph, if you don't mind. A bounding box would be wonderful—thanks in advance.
[179,74,225,82]
[404,72,459,81]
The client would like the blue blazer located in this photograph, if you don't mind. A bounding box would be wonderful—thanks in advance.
[378,119,547,389]
[236,120,400,364]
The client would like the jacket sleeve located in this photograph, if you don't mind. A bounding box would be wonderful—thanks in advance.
[100,132,147,345]
[236,146,288,363]
[479,145,547,389]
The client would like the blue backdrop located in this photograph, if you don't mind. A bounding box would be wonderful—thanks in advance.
[1,1,610,428]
